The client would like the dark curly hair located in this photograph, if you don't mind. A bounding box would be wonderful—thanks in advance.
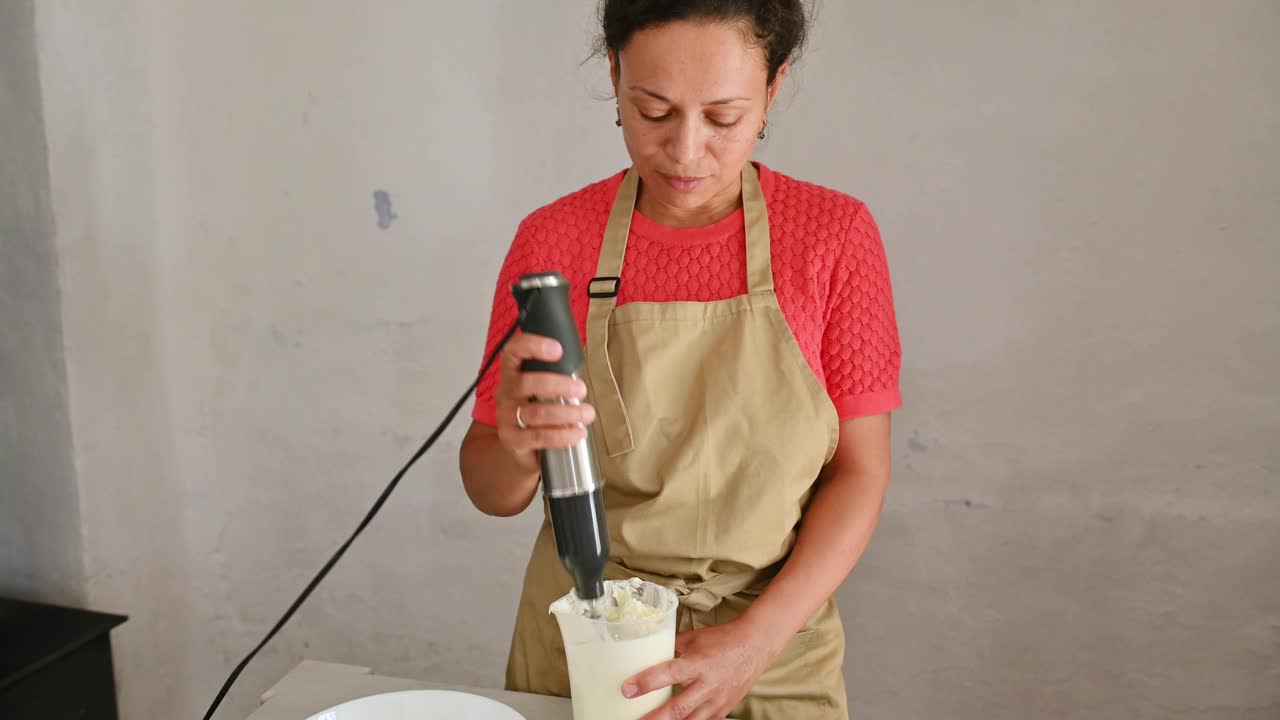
[596,0,813,85]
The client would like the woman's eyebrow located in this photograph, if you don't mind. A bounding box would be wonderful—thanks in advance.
[629,85,751,105]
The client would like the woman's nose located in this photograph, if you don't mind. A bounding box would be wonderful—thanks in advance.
[666,116,702,166]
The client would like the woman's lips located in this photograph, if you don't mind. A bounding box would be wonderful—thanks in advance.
[662,173,705,192]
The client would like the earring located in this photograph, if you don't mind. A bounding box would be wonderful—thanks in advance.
[616,106,622,127]
[758,120,768,140]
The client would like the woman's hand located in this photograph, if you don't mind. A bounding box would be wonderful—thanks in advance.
[494,333,595,471]
[460,332,596,517]
[625,616,786,720]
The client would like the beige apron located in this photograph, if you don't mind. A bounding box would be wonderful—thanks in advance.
[506,163,848,719]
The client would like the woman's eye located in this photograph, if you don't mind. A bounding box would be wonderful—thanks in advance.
[635,111,741,128]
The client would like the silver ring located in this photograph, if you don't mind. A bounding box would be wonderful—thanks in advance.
[514,404,528,430]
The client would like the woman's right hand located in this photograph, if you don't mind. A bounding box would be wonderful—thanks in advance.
[494,332,596,473]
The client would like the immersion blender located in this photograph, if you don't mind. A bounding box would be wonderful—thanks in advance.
[512,272,610,614]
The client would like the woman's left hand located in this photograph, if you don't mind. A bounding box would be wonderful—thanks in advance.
[625,615,784,720]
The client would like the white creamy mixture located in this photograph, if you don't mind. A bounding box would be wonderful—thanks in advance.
[550,577,664,621]
[550,578,675,720]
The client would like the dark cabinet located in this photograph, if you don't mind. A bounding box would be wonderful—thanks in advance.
[0,597,127,719]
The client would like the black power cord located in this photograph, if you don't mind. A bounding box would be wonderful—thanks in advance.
[201,315,520,720]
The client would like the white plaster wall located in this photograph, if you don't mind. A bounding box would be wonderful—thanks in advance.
[36,2,628,717]
[27,1,1279,718]
[807,4,1280,717]
[0,0,84,607]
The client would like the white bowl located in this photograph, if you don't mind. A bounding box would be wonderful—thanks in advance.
[305,689,527,720]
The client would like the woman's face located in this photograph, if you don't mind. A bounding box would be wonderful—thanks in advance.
[611,21,785,224]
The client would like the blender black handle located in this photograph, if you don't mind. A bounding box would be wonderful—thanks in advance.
[512,272,584,377]
[511,271,610,604]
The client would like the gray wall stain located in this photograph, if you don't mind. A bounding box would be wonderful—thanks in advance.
[303,91,316,127]
[269,324,302,349]
[937,498,993,510]
[385,431,415,448]
[372,318,418,330]
[373,189,398,229]
[908,430,929,454]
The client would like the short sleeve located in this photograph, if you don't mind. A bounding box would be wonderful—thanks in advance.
[821,203,903,419]
[471,220,543,426]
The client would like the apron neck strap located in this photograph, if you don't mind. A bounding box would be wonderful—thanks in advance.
[740,162,774,294]
[594,168,640,282]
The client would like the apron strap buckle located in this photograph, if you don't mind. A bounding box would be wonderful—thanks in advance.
[587,276,621,299]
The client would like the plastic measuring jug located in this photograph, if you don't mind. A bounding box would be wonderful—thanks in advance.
[550,579,678,720]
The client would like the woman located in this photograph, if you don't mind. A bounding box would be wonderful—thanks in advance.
[460,2,901,718]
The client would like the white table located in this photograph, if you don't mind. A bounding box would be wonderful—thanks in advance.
[246,660,572,720]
